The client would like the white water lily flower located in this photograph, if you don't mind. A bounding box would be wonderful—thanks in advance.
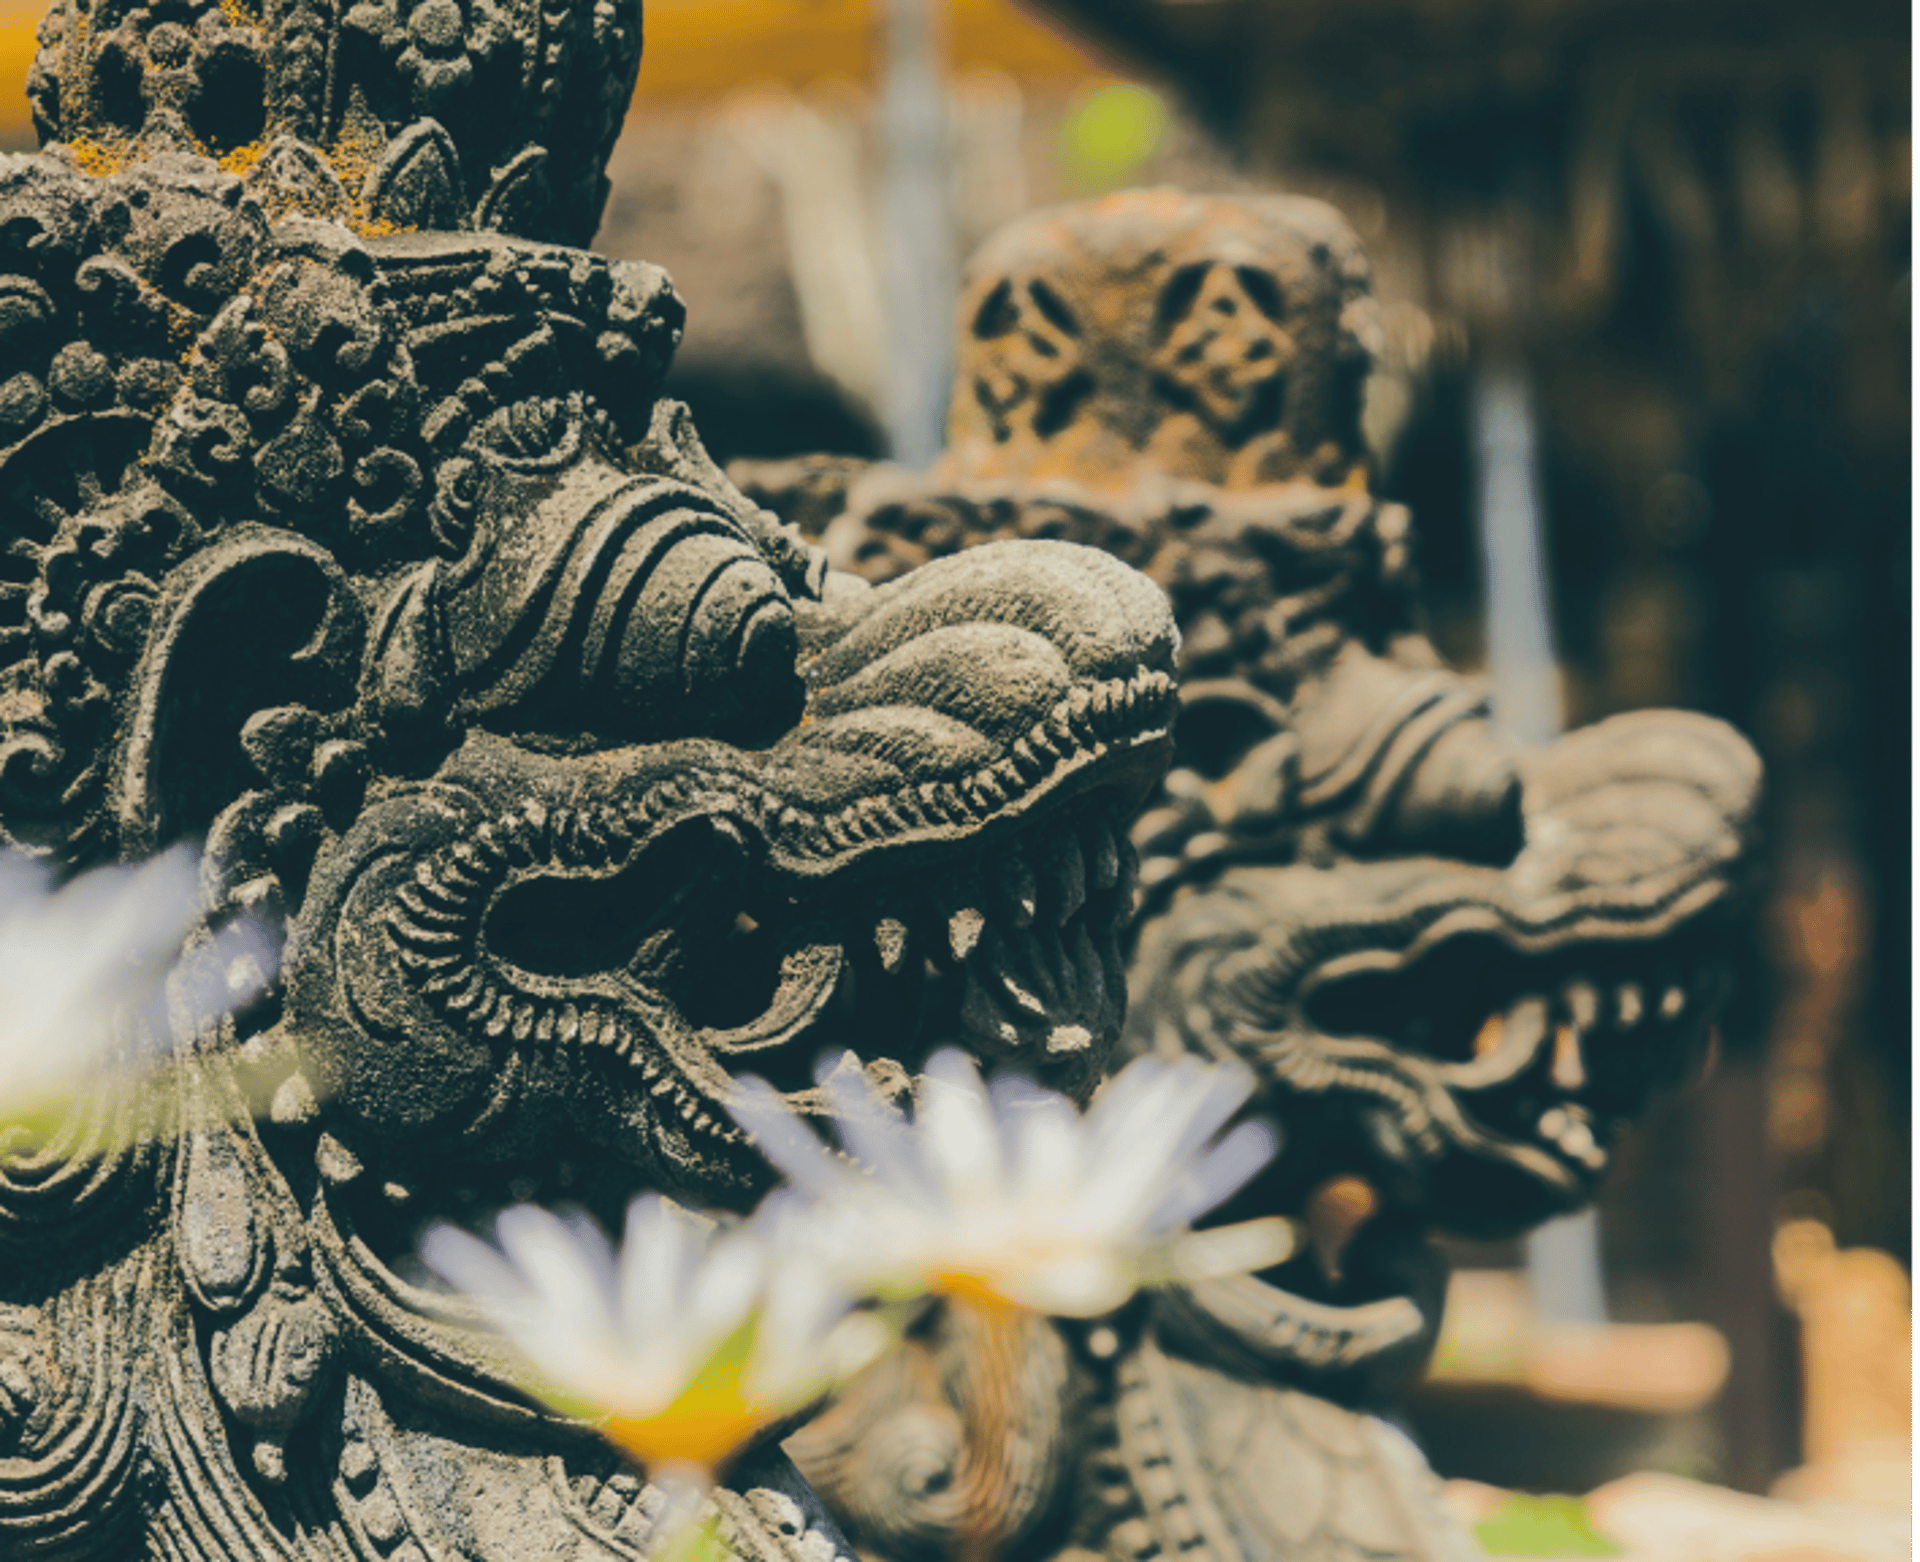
[0,844,270,1139]
[421,1195,888,1475]
[729,1048,1296,1318]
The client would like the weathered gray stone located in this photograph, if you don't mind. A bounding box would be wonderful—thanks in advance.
[0,13,1183,1560]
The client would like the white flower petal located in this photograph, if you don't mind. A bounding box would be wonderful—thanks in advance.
[619,1195,704,1337]
[918,1049,1004,1207]
[421,1222,529,1305]
[493,1205,619,1332]
[819,1058,935,1199]
[742,1049,1290,1326]
[726,1076,858,1200]
[1080,1056,1255,1227]
[1147,1118,1278,1230]
[1166,1217,1299,1282]
[1001,1249,1137,1318]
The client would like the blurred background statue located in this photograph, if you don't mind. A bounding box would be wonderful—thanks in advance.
[512,0,1905,1519]
[768,188,1765,1562]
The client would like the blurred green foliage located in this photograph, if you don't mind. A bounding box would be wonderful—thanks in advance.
[1473,1493,1622,1557]
[1059,82,1167,188]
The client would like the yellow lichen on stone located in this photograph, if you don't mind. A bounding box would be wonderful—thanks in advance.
[218,139,267,179]
[323,119,382,196]
[218,0,265,29]
[68,132,134,177]
[322,117,411,238]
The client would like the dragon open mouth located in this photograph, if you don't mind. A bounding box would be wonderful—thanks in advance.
[1126,707,1761,1238]
[681,793,1141,1095]
[1300,925,1726,1195]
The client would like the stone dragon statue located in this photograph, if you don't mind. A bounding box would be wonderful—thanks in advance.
[0,9,1184,1560]
[742,191,1765,1561]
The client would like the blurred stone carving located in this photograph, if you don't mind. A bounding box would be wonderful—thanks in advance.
[760,190,1765,1561]
[0,10,1183,1558]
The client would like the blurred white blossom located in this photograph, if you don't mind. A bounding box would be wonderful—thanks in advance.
[0,844,272,1141]
[729,1049,1296,1318]
[421,1195,889,1479]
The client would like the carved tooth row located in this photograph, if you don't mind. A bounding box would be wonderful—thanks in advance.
[1541,974,1684,1046]
[902,811,1133,1065]
[950,905,1124,1063]
[377,798,765,1145]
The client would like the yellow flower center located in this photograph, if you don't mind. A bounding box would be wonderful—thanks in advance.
[928,1267,1022,1313]
[602,1392,766,1472]
[594,1317,769,1472]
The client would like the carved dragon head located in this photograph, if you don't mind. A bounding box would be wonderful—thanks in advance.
[0,18,1181,1562]
[757,187,1764,1562]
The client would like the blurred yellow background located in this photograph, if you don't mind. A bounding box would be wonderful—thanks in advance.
[0,0,1110,144]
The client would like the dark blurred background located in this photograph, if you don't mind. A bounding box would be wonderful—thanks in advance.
[0,0,1907,1512]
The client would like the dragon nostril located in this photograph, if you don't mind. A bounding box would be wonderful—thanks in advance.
[611,533,801,743]
[687,585,802,742]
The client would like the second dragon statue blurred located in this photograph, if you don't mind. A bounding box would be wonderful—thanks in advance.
[751,191,1764,1560]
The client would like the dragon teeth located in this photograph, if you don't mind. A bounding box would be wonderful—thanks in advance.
[1083,816,1120,891]
[948,907,986,962]
[1066,922,1104,1015]
[1001,969,1048,1018]
[1539,1105,1606,1170]
[1561,979,1600,1031]
[959,967,1022,1053]
[874,916,911,973]
[1615,983,1644,1028]
[1550,1022,1586,1091]
[1046,1024,1093,1054]
[1043,830,1086,923]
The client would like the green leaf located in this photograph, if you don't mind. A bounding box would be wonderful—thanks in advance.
[655,1513,728,1562]
[1473,1493,1622,1557]
[1060,85,1169,189]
